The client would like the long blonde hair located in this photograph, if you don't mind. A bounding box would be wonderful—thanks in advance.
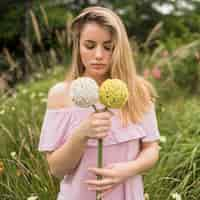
[66,6,157,126]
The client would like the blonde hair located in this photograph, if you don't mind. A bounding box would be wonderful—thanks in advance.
[66,6,157,126]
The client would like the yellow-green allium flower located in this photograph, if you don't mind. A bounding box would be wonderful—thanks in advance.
[99,79,129,108]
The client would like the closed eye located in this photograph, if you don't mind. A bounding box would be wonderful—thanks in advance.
[104,45,112,51]
[85,44,95,49]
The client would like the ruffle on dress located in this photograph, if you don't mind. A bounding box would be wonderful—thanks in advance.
[38,104,160,151]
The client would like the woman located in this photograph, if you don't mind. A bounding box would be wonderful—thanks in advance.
[38,6,160,200]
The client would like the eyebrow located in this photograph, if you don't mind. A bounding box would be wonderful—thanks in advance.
[84,40,112,44]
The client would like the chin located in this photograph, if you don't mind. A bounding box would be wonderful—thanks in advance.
[92,70,108,77]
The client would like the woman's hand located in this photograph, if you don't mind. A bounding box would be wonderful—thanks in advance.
[78,111,113,140]
[85,162,131,198]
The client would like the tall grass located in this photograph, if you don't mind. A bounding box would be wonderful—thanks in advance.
[144,98,200,200]
[0,66,200,199]
[0,67,65,200]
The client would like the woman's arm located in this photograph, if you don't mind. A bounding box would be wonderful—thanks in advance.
[45,82,88,179]
[125,141,160,177]
[44,82,112,179]
[46,127,88,179]
[85,141,159,196]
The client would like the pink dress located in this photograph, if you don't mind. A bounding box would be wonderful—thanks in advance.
[38,103,160,200]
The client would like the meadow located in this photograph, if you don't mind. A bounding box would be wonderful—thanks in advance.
[0,66,199,200]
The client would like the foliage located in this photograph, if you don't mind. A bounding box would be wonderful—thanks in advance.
[145,97,200,200]
[133,22,200,94]
[0,4,23,41]
[1,6,72,87]
[173,55,199,92]
[1,0,200,48]
[0,1,71,49]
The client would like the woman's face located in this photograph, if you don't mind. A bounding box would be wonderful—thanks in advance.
[79,22,113,84]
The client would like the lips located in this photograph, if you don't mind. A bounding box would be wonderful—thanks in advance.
[91,63,106,69]
[91,63,105,66]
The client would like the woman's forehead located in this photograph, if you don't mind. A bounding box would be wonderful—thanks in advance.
[80,22,112,42]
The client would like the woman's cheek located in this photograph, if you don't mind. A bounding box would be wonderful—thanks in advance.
[80,49,91,66]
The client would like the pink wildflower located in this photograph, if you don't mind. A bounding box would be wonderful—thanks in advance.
[143,68,150,79]
[152,67,161,79]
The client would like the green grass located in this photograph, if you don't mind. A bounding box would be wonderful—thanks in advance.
[0,66,199,200]
[0,66,66,200]
[144,97,200,200]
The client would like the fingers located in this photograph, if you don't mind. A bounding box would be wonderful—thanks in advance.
[89,132,108,139]
[85,178,115,186]
[90,117,111,139]
[86,112,113,139]
[88,184,112,191]
[88,167,115,177]
[93,112,113,120]
[101,188,113,198]
[92,119,111,127]
[95,126,110,133]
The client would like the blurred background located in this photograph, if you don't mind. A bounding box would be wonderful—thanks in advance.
[0,1,200,200]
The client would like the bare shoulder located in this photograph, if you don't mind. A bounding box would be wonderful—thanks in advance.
[47,81,72,109]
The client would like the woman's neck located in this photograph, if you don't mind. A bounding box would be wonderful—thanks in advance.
[82,72,110,86]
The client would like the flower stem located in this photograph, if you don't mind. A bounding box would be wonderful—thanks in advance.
[92,104,103,200]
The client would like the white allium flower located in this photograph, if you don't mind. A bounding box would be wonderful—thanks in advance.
[69,77,99,108]
[171,192,182,200]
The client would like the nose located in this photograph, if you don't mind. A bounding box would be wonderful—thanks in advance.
[95,46,103,60]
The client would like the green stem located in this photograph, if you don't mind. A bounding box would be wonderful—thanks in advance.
[92,104,103,200]
[96,138,103,200]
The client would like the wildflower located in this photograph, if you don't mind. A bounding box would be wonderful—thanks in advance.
[151,67,161,80]
[161,107,165,112]
[38,92,45,97]
[144,193,150,200]
[12,93,17,99]
[22,89,28,94]
[0,161,5,175]
[143,68,150,79]
[11,106,15,111]
[30,93,36,99]
[160,135,167,143]
[195,51,200,61]
[33,174,41,181]
[16,167,26,177]
[41,98,47,103]
[35,73,42,79]
[16,169,22,177]
[10,151,17,158]
[0,110,5,115]
[161,50,169,58]
[171,192,182,200]
[47,69,51,74]
[27,195,39,200]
